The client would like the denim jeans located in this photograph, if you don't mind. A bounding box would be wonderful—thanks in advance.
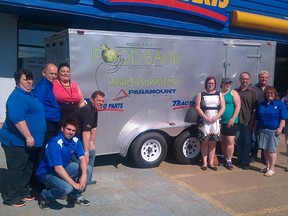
[41,162,92,201]
[72,149,96,183]
[2,144,38,205]
[236,123,252,166]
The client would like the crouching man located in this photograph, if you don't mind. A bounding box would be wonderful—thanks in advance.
[36,117,92,210]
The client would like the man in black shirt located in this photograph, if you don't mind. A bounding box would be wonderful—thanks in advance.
[70,91,105,184]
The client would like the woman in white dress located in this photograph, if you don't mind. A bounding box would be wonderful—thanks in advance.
[195,76,225,171]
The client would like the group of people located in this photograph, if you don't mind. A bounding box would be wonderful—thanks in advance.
[1,65,287,209]
[196,71,288,177]
[0,63,105,209]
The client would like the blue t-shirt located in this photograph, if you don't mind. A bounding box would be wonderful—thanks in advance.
[33,77,60,122]
[256,100,288,130]
[36,132,84,181]
[0,87,46,147]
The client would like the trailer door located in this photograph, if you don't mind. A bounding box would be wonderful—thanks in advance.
[224,42,262,87]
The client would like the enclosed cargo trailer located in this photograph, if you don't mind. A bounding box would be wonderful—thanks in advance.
[45,29,276,167]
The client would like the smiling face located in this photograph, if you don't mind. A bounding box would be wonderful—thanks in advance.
[61,123,76,140]
[221,82,232,91]
[42,63,58,83]
[91,94,105,111]
[18,74,33,92]
[205,78,216,93]
[265,91,275,102]
[58,66,71,84]
[258,73,269,87]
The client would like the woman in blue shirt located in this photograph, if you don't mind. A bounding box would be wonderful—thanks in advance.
[256,86,288,177]
[0,69,46,207]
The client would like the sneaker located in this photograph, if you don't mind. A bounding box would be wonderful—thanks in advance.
[23,195,35,201]
[75,197,90,206]
[39,199,50,210]
[225,161,233,170]
[11,200,26,207]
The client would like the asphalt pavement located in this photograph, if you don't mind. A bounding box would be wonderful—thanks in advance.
[0,145,229,216]
[0,134,287,216]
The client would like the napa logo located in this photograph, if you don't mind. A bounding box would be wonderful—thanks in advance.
[99,0,229,23]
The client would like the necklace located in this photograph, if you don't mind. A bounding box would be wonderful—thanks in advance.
[59,79,73,97]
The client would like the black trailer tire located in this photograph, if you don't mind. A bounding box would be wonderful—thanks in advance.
[173,130,201,164]
[131,132,168,168]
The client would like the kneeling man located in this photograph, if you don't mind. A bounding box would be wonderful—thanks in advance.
[36,117,92,210]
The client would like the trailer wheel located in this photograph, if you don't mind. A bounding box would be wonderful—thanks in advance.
[173,130,201,164]
[131,132,168,168]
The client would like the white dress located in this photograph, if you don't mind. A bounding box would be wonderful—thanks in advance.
[198,91,221,141]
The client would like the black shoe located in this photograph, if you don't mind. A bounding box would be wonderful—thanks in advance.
[3,200,26,207]
[242,165,250,170]
[208,165,218,171]
[250,156,256,163]
[201,166,207,171]
[75,197,90,206]
[39,199,50,210]
[23,194,35,201]
[88,180,97,185]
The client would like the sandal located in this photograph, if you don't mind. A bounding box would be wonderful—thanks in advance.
[264,170,275,177]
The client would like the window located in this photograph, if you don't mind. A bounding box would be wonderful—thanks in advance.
[18,29,55,85]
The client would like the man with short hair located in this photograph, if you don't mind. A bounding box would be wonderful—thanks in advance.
[250,70,271,163]
[235,72,258,170]
[36,118,92,210]
[70,90,105,184]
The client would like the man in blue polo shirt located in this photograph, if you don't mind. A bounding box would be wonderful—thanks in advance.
[34,63,60,147]
[36,117,92,210]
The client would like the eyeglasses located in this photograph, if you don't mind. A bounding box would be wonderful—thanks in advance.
[266,92,274,95]
[207,83,215,85]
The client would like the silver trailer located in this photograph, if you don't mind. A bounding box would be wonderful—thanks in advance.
[45,29,276,168]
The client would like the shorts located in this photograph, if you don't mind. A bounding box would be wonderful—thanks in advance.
[221,123,238,136]
[258,128,280,153]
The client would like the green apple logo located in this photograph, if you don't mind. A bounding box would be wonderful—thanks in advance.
[101,44,117,63]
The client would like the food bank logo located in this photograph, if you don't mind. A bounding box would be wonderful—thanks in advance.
[100,0,229,23]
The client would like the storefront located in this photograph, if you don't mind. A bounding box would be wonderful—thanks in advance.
[0,0,287,101]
